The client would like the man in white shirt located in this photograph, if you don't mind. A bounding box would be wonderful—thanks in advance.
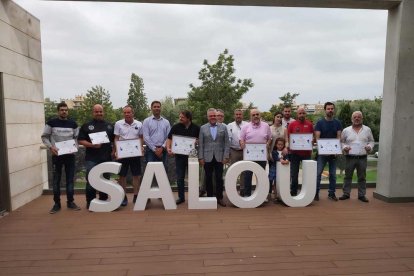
[282,105,296,128]
[227,109,248,196]
[339,111,375,203]
[114,105,144,206]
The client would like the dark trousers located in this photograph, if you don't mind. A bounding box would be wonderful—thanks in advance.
[244,161,267,197]
[85,160,109,204]
[204,156,224,199]
[175,155,188,200]
[52,154,75,204]
[290,154,311,195]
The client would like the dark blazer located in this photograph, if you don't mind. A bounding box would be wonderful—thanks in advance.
[198,123,230,162]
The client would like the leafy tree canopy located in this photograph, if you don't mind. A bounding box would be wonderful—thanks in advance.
[187,49,254,125]
[127,73,149,121]
[77,85,118,125]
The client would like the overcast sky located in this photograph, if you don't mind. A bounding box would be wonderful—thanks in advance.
[14,0,388,110]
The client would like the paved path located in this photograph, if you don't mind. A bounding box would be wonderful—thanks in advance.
[0,189,414,275]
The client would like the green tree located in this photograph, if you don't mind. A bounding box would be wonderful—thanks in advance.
[336,99,382,141]
[77,85,117,125]
[269,92,300,115]
[160,96,179,124]
[187,49,254,125]
[127,73,149,121]
[44,98,57,121]
[336,101,352,129]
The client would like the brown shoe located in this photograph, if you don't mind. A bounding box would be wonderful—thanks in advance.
[217,199,226,207]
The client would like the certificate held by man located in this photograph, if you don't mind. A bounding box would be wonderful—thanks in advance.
[116,139,142,159]
[243,143,267,161]
[88,131,110,145]
[290,133,313,151]
[317,138,342,155]
[55,139,78,156]
[171,135,196,156]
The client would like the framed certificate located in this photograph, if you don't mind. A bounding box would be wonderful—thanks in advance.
[89,131,110,145]
[172,135,196,156]
[243,143,267,161]
[290,133,313,151]
[349,142,367,155]
[116,139,142,159]
[55,139,78,156]
[317,139,342,155]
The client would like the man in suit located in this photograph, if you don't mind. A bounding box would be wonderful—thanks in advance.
[198,108,230,207]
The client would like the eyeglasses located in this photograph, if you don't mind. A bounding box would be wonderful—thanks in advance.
[252,114,260,116]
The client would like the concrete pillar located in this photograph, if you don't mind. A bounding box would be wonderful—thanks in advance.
[374,0,414,202]
[0,0,46,211]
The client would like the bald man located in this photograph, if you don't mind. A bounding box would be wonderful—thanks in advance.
[78,104,115,209]
[287,107,314,197]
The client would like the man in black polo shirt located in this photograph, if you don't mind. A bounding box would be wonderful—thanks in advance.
[78,104,114,209]
[166,110,200,204]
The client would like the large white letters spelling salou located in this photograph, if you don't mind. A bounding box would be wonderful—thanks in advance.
[134,162,176,211]
[276,160,317,207]
[225,161,269,208]
[88,162,125,212]
[188,158,217,209]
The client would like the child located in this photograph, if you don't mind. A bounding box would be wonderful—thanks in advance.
[268,137,289,203]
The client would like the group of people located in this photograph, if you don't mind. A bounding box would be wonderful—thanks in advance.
[41,100,375,214]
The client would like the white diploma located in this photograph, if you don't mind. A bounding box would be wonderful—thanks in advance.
[290,133,313,151]
[89,131,110,145]
[243,143,267,161]
[116,139,142,159]
[172,135,196,156]
[317,139,342,155]
[349,142,367,155]
[55,139,78,156]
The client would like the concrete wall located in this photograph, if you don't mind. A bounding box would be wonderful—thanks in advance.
[374,0,414,202]
[0,0,46,210]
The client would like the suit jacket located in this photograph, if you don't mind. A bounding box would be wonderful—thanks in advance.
[198,123,230,162]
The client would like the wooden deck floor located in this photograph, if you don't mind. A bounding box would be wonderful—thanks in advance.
[1,189,414,275]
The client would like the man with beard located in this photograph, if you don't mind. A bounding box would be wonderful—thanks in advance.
[314,102,342,201]
[287,107,314,196]
[227,109,248,196]
[282,105,296,128]
[239,109,271,199]
[166,110,200,204]
[42,102,80,214]
[78,104,114,209]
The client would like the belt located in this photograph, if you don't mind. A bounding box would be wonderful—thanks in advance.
[346,155,367,159]
[230,148,243,151]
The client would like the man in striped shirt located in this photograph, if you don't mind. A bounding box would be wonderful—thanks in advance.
[41,102,80,214]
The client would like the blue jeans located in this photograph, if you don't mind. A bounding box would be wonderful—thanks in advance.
[244,161,267,197]
[145,148,168,172]
[52,154,75,204]
[85,160,109,204]
[290,154,311,195]
[175,155,188,200]
[317,155,337,195]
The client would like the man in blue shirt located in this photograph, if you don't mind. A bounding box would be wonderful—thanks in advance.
[142,101,171,170]
[314,102,342,201]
